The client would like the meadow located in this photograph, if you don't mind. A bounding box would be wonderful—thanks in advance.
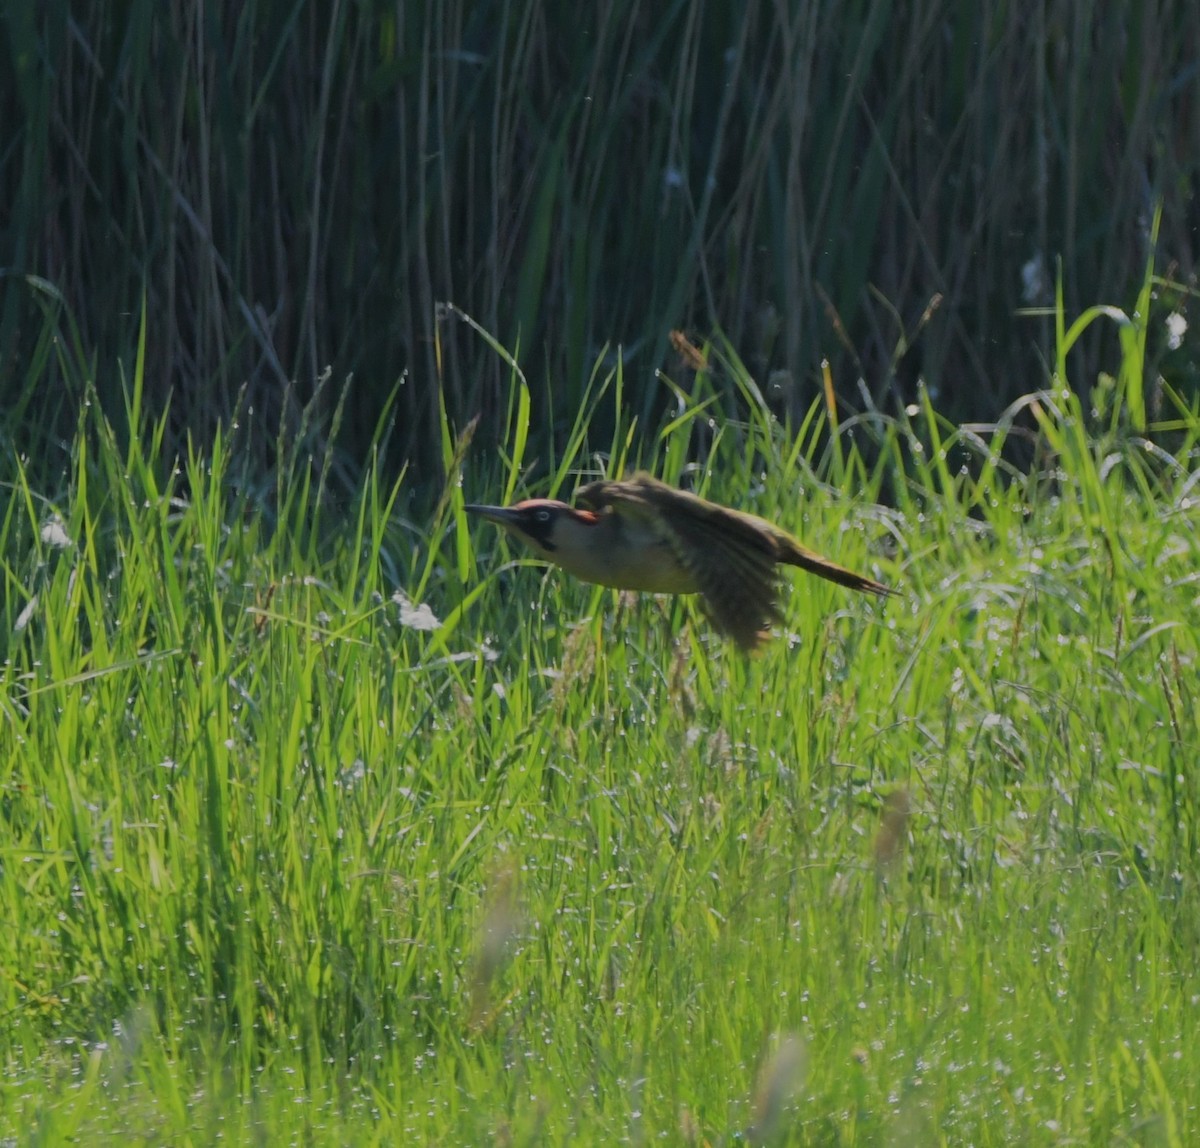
[2,305,1199,1145]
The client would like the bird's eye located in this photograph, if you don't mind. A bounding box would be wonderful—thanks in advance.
[534,509,552,523]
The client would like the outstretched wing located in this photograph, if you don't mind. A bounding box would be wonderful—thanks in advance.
[577,471,894,650]
[578,474,784,651]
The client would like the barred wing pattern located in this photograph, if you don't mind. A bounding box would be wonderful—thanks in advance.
[579,474,787,650]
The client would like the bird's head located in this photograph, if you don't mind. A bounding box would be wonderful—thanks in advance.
[465,498,600,561]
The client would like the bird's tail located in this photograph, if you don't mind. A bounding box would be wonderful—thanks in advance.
[777,539,896,598]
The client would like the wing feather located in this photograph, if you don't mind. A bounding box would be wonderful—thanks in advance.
[659,508,783,650]
[592,474,784,650]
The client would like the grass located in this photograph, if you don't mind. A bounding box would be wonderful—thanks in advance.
[2,314,1199,1145]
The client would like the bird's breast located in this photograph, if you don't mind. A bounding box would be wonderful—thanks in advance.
[555,516,699,595]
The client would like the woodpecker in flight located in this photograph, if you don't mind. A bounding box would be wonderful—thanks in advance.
[466,471,895,651]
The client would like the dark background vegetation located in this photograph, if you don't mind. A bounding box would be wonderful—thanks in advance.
[2,1,1198,479]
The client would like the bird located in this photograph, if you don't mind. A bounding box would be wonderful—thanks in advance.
[466,471,895,651]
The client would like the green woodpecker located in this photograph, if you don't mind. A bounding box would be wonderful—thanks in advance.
[466,471,895,651]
